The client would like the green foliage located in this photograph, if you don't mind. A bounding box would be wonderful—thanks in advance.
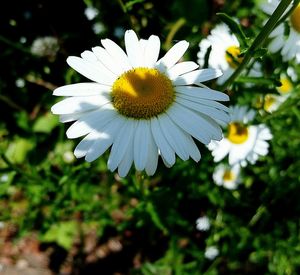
[0,0,300,274]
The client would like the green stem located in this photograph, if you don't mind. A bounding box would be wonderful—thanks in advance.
[220,0,295,91]
[117,0,127,13]
[0,35,31,54]
[274,0,300,29]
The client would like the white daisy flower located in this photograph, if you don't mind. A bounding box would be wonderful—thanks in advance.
[31,36,59,60]
[264,69,296,113]
[198,24,241,85]
[51,30,230,177]
[204,246,219,260]
[263,93,286,113]
[197,24,262,85]
[261,0,300,62]
[208,105,272,167]
[213,163,241,190]
[84,6,99,21]
[196,216,210,231]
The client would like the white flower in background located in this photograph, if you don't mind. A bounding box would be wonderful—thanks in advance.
[208,105,272,167]
[93,22,105,34]
[213,163,241,190]
[0,174,9,182]
[196,216,210,231]
[15,78,25,88]
[114,27,125,38]
[263,94,286,113]
[51,30,230,177]
[198,24,240,85]
[264,69,296,113]
[31,36,59,59]
[197,24,262,85]
[204,246,219,260]
[63,151,75,163]
[84,6,99,21]
[261,1,300,62]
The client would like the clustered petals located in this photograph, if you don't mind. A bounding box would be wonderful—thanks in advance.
[52,30,230,177]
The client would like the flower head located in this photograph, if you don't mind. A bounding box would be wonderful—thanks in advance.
[261,0,300,62]
[196,216,210,231]
[197,24,261,85]
[208,105,272,167]
[204,246,219,260]
[31,36,59,60]
[213,163,241,190]
[51,30,230,176]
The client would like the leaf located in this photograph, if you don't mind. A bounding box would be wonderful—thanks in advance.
[43,221,78,250]
[33,112,59,133]
[5,138,35,164]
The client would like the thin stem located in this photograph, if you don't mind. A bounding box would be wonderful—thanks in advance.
[117,0,127,13]
[274,0,300,29]
[0,35,31,54]
[220,0,295,91]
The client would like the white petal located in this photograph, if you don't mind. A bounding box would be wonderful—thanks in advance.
[175,86,229,101]
[209,139,231,162]
[108,118,136,172]
[67,56,114,85]
[118,138,134,177]
[156,41,189,71]
[59,112,90,123]
[125,30,143,68]
[150,117,176,166]
[92,46,125,75]
[157,114,189,160]
[51,95,110,115]
[176,94,229,112]
[175,97,230,124]
[173,69,223,85]
[101,38,132,71]
[66,106,117,138]
[167,103,222,144]
[74,131,102,158]
[145,133,159,176]
[184,135,201,162]
[167,61,199,79]
[134,120,150,171]
[143,35,161,67]
[81,50,98,61]
[85,117,124,162]
[53,83,110,97]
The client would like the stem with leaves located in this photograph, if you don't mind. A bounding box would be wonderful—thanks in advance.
[220,0,297,91]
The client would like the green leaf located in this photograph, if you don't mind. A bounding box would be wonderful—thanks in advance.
[43,221,78,250]
[217,13,250,49]
[5,138,35,164]
[33,112,59,133]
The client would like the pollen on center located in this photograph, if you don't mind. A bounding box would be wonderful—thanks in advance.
[227,122,249,144]
[290,4,300,33]
[225,46,243,69]
[111,67,175,119]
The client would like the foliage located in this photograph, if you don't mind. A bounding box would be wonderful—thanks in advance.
[0,0,300,274]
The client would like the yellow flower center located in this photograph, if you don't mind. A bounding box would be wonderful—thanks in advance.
[290,4,300,33]
[264,94,276,112]
[225,46,243,69]
[227,122,249,144]
[277,77,293,94]
[223,170,235,181]
[111,68,175,119]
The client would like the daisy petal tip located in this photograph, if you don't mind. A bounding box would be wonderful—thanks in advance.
[215,69,223,78]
